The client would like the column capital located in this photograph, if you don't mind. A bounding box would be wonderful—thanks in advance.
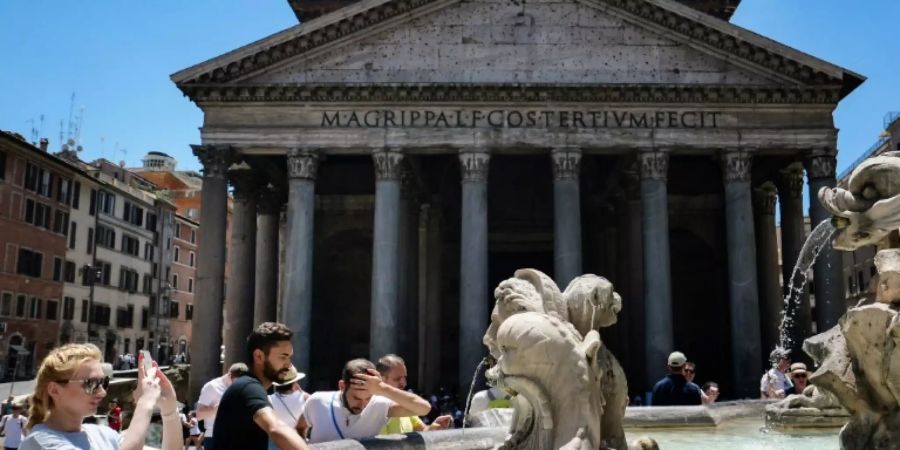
[372,148,405,181]
[721,149,753,184]
[287,148,319,180]
[192,144,236,179]
[551,147,582,181]
[228,163,262,201]
[257,185,285,215]
[804,148,837,180]
[459,150,490,182]
[777,162,805,199]
[638,149,669,181]
[753,182,777,216]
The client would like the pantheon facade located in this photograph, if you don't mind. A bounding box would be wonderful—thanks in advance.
[173,0,863,399]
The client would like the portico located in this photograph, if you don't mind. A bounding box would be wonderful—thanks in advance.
[173,0,861,400]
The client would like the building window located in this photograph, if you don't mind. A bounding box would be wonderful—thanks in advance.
[96,225,116,249]
[185,304,193,321]
[57,178,72,205]
[52,257,63,281]
[24,199,51,229]
[29,297,42,319]
[63,297,75,320]
[64,260,76,283]
[89,189,97,215]
[16,248,43,278]
[15,295,26,318]
[190,229,196,244]
[175,223,181,239]
[123,201,144,227]
[87,227,94,254]
[142,274,153,294]
[46,300,58,321]
[91,304,111,326]
[172,273,178,290]
[187,278,193,293]
[72,182,81,209]
[38,170,53,198]
[189,252,195,267]
[174,246,180,263]
[141,308,149,329]
[81,299,88,323]
[0,150,6,180]
[0,292,11,317]
[118,267,139,292]
[24,163,39,192]
[69,221,77,249]
[52,210,69,235]
[170,301,180,319]
[116,307,134,328]
[146,213,157,232]
[144,243,154,261]
[121,235,140,256]
[97,191,115,215]
[98,261,112,286]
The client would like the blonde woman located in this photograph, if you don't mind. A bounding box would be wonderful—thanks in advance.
[20,344,183,450]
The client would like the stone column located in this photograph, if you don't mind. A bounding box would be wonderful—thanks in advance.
[254,185,282,325]
[805,149,846,331]
[753,182,782,359]
[721,149,763,399]
[189,144,233,399]
[459,149,490,390]
[282,149,318,379]
[224,165,259,368]
[552,147,583,288]
[370,149,404,359]
[639,149,673,392]
[777,163,812,356]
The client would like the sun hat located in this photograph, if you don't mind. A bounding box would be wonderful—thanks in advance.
[790,362,808,375]
[272,365,306,387]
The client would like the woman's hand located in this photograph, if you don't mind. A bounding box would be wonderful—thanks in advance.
[156,362,178,415]
[135,353,161,408]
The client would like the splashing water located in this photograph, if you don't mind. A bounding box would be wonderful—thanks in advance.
[775,220,837,360]
[462,358,487,431]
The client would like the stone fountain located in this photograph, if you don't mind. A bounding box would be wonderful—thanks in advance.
[789,151,900,449]
[482,269,643,450]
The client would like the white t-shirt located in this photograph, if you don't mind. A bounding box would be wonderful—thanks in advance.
[189,417,201,436]
[1,413,27,447]
[20,423,119,450]
[760,368,793,395]
[198,375,230,437]
[301,391,393,443]
[268,391,307,428]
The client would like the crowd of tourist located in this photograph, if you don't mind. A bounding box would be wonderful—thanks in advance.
[0,322,821,449]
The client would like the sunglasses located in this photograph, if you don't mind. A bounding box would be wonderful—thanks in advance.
[684,369,695,374]
[57,376,111,395]
[793,373,807,379]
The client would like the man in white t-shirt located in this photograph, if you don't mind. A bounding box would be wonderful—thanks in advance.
[196,362,248,449]
[0,404,27,450]
[269,365,309,429]
[299,358,432,443]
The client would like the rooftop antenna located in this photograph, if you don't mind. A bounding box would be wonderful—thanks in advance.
[38,114,45,142]
[74,106,85,142]
[66,92,76,142]
[59,120,64,150]
[26,119,37,144]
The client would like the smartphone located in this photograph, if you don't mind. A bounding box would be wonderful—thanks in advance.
[140,350,156,379]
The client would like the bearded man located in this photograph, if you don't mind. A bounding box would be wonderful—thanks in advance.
[211,322,309,450]
[298,358,432,443]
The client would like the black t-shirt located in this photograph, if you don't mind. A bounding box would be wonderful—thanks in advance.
[211,375,271,450]
[651,373,701,406]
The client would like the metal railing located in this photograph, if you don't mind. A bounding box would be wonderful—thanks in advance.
[884,111,900,129]
[838,136,889,181]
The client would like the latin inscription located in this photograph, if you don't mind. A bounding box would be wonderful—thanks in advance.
[321,109,721,129]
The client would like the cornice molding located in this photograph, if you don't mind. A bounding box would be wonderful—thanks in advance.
[173,0,856,98]
[182,83,842,105]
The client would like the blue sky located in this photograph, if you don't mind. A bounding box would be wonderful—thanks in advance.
[1,1,898,174]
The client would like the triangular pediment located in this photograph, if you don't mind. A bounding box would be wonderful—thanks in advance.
[247,0,775,86]
[172,0,863,100]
